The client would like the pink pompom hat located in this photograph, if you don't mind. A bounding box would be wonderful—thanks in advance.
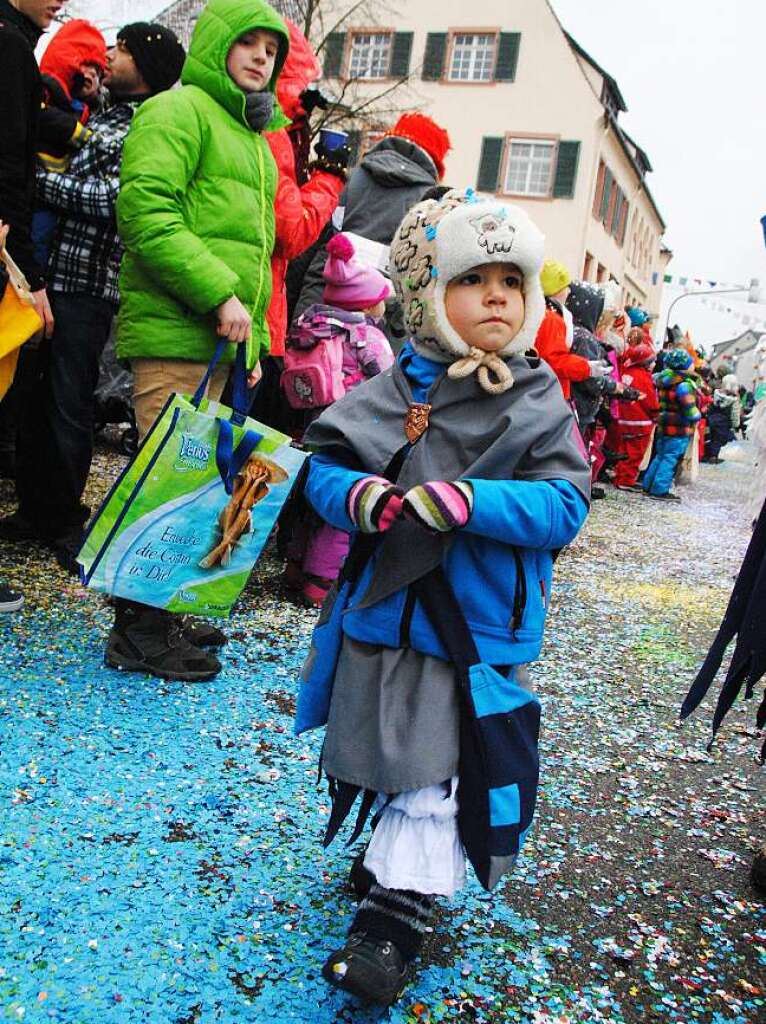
[322,233,393,311]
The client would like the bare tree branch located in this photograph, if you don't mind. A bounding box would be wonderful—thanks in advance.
[314,0,368,54]
[343,69,413,118]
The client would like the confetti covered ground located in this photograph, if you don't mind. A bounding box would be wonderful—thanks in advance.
[1,438,764,1024]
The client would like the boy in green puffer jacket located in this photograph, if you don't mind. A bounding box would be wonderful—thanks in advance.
[107,0,291,682]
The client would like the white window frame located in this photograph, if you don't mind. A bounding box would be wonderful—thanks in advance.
[447,32,497,82]
[348,32,392,80]
[502,137,557,198]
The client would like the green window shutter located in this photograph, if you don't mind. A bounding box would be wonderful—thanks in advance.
[618,201,629,245]
[477,136,504,193]
[390,32,413,77]
[494,32,520,82]
[599,166,612,220]
[552,140,581,199]
[422,32,447,80]
[592,161,605,216]
[611,188,624,236]
[346,129,362,166]
[323,32,345,78]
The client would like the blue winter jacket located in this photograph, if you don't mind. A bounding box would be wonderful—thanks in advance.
[304,347,588,666]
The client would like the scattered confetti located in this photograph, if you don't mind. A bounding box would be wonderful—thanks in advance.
[0,441,763,1022]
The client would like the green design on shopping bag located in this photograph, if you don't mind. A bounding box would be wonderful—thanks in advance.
[78,392,307,618]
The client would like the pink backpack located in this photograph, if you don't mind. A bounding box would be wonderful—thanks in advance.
[281,311,345,410]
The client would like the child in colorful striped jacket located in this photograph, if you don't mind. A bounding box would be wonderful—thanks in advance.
[642,347,701,501]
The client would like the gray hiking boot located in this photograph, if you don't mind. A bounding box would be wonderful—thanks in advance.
[105,600,221,682]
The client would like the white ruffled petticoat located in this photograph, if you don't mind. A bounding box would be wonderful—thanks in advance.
[362,777,465,897]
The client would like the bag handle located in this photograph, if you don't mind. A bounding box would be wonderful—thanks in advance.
[215,417,263,495]
[192,338,250,424]
[191,340,264,495]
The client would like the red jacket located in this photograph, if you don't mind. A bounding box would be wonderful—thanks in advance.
[265,21,343,356]
[535,307,590,400]
[617,364,659,434]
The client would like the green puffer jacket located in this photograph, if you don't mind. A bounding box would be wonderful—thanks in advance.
[116,0,290,369]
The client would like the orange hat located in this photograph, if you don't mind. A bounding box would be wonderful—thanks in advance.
[40,19,107,99]
[387,113,451,180]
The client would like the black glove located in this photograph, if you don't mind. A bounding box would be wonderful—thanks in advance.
[620,385,643,402]
[310,140,351,181]
[299,87,330,116]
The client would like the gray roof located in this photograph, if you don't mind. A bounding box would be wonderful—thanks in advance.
[154,0,303,48]
[710,329,765,361]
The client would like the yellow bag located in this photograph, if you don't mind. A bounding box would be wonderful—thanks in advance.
[0,245,43,401]
[0,348,20,402]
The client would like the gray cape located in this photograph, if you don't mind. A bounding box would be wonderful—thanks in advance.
[304,355,590,607]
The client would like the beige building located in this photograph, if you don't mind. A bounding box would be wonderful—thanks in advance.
[318,0,669,314]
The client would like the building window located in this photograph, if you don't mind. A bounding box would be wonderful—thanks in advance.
[583,252,593,281]
[348,32,392,79]
[503,138,556,197]
[448,32,497,82]
[597,263,607,283]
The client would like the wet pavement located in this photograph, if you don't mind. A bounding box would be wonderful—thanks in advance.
[1,439,764,1023]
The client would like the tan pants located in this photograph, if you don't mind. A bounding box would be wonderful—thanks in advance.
[132,357,230,440]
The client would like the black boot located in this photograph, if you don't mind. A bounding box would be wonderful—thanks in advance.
[179,617,227,648]
[322,884,433,1005]
[105,599,222,682]
[322,932,408,1006]
[752,843,766,894]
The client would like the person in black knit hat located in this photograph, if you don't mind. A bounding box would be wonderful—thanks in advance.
[116,22,185,96]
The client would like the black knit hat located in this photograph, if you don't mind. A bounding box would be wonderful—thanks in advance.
[117,22,185,95]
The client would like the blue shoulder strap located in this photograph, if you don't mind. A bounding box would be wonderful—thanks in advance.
[192,340,263,495]
[215,418,262,495]
[192,339,249,424]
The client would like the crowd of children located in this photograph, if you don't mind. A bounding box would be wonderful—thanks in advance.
[527,260,757,502]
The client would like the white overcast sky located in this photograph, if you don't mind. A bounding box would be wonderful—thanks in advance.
[49,0,766,349]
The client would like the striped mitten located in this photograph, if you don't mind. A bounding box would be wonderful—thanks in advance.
[347,476,404,533]
[402,480,474,533]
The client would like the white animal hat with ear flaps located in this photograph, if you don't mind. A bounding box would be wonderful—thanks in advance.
[389,188,545,394]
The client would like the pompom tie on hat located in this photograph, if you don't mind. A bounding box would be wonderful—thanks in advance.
[322,233,393,311]
[117,22,186,95]
[448,347,515,395]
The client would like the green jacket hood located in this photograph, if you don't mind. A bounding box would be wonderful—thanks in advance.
[181,0,290,131]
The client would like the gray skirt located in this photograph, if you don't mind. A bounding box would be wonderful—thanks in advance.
[322,636,460,794]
